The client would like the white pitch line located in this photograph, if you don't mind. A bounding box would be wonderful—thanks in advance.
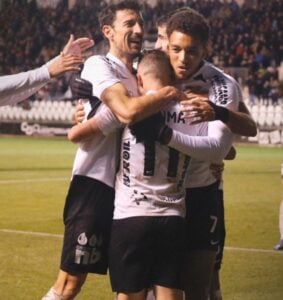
[1,229,283,254]
[0,229,63,238]
[225,246,283,254]
[0,177,68,184]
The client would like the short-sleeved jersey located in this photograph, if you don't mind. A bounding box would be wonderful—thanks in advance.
[71,53,139,188]
[176,61,241,188]
[113,99,207,219]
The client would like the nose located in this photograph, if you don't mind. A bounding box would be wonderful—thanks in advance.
[179,51,190,64]
[133,22,143,35]
[154,39,161,50]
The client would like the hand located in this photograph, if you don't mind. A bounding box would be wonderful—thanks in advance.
[210,162,224,180]
[129,112,172,144]
[180,93,215,124]
[70,76,93,99]
[62,34,94,57]
[73,99,86,124]
[47,53,84,78]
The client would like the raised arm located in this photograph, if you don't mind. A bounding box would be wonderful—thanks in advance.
[0,35,94,107]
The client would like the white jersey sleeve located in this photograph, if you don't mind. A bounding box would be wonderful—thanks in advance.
[95,105,123,135]
[168,120,233,162]
[81,55,121,99]
[0,64,50,107]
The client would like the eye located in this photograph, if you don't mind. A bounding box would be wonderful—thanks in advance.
[171,47,180,53]
[187,48,199,55]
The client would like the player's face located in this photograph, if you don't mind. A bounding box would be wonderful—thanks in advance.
[168,31,207,79]
[106,9,144,60]
[154,25,168,53]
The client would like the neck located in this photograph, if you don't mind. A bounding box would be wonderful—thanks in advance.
[110,48,134,72]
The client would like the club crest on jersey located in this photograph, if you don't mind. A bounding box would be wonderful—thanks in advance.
[75,232,103,266]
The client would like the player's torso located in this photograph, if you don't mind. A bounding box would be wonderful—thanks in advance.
[74,54,139,188]
[72,103,122,188]
[176,61,240,188]
[114,101,202,219]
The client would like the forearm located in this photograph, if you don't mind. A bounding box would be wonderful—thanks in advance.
[168,130,233,162]
[102,85,178,124]
[226,110,257,137]
[68,117,103,143]
[68,106,121,143]
[0,65,50,106]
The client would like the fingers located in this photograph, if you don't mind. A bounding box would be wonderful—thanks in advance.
[73,100,86,124]
[63,34,75,54]
[61,55,84,66]
[73,38,95,51]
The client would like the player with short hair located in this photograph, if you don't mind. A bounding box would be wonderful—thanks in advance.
[108,46,235,300]
[43,1,186,299]
[164,8,256,300]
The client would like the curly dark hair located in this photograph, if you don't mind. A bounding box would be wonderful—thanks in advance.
[166,8,210,45]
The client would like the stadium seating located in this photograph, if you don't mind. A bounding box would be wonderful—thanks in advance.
[0,100,76,124]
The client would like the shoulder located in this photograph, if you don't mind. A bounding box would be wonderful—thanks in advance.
[203,62,239,88]
[84,55,107,66]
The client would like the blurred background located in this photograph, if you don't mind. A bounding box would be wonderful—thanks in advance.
[0,0,282,144]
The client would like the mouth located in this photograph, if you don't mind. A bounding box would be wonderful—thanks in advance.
[129,37,142,49]
[177,65,188,72]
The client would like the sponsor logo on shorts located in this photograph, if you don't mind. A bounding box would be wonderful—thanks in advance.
[75,232,103,265]
[210,240,219,246]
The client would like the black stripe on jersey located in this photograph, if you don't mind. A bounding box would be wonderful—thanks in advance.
[143,139,155,176]
[167,148,179,178]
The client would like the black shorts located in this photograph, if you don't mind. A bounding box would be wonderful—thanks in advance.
[185,181,220,252]
[215,188,226,270]
[60,175,114,275]
[109,216,186,293]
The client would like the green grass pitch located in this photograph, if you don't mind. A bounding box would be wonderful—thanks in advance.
[0,135,282,299]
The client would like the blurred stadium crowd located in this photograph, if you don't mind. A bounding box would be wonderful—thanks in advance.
[0,0,282,136]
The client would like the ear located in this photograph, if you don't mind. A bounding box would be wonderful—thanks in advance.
[102,25,113,40]
[137,73,143,89]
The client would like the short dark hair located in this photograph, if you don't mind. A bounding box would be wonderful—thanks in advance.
[99,0,141,29]
[166,8,210,45]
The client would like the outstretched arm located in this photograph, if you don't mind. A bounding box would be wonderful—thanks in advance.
[0,34,94,107]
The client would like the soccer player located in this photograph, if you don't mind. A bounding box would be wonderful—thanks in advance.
[109,48,234,300]
[153,8,256,300]
[0,34,94,106]
[43,2,185,299]
[164,8,256,300]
